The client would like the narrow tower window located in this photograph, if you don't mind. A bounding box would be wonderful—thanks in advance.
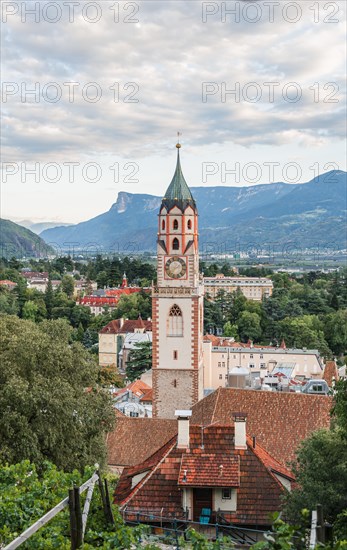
[173,219,178,230]
[172,238,179,250]
[162,219,165,230]
[168,304,183,336]
[187,219,192,230]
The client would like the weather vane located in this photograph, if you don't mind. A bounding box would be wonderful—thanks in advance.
[176,131,182,148]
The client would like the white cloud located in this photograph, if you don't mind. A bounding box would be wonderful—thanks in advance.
[1,0,346,221]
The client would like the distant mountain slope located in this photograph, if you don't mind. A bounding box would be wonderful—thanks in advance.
[17,220,73,234]
[40,170,347,252]
[0,219,55,258]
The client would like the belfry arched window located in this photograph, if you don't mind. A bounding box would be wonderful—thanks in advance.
[168,304,183,336]
[187,219,192,230]
[173,219,178,230]
[172,238,179,250]
[162,219,165,230]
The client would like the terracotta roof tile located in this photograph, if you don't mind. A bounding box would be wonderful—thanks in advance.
[179,455,240,487]
[191,388,332,466]
[107,416,177,467]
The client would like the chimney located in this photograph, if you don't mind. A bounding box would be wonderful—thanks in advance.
[233,412,247,450]
[175,410,192,449]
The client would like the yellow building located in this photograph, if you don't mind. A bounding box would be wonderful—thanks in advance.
[204,273,273,301]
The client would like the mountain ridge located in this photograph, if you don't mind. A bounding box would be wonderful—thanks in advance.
[40,170,347,252]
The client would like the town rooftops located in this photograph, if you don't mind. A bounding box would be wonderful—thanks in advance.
[191,387,332,466]
[203,335,320,356]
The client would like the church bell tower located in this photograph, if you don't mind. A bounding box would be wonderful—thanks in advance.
[152,143,204,418]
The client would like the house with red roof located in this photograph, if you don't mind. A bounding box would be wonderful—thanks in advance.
[113,380,153,418]
[115,412,295,532]
[99,316,152,368]
[0,280,17,290]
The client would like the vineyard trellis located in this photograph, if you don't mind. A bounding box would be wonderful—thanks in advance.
[4,470,114,550]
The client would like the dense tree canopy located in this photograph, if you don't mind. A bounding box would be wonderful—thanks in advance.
[0,316,115,471]
[284,379,347,536]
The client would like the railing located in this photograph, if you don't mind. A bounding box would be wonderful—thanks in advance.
[4,470,114,550]
[121,509,265,548]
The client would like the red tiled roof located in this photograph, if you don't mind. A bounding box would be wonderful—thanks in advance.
[0,280,17,286]
[79,297,119,306]
[140,388,153,403]
[21,271,48,278]
[323,361,339,387]
[107,416,177,467]
[115,424,295,526]
[99,318,152,334]
[105,287,142,297]
[113,380,151,399]
[191,388,332,466]
[178,455,240,487]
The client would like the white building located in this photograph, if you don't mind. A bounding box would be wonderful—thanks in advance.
[203,335,324,391]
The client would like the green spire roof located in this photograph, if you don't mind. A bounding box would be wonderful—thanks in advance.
[161,145,197,212]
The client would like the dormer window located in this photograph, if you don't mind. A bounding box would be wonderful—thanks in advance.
[173,219,178,230]
[172,238,179,250]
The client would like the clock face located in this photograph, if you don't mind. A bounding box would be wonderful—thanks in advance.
[165,256,187,279]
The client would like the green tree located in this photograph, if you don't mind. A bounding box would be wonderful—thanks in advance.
[0,316,115,471]
[237,311,262,342]
[0,289,18,315]
[22,300,39,321]
[285,379,347,530]
[279,315,331,357]
[324,310,347,356]
[126,341,152,382]
[60,274,75,298]
[44,276,54,319]
[223,321,239,339]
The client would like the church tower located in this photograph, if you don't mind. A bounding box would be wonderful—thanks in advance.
[152,143,204,418]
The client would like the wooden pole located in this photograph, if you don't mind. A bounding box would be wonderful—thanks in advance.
[69,489,77,550]
[316,504,325,544]
[104,478,115,525]
[74,487,83,548]
[97,470,109,523]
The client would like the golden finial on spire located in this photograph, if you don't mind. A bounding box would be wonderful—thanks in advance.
[176,131,182,148]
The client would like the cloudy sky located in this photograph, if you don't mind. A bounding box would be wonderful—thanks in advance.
[1,0,346,223]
